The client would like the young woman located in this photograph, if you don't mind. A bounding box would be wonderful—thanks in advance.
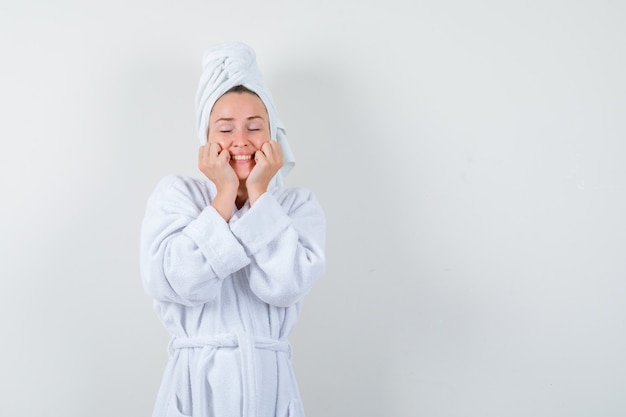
[140,42,326,417]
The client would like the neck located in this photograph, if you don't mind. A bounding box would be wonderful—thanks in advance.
[235,180,248,209]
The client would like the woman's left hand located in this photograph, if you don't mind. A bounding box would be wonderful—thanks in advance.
[246,141,284,205]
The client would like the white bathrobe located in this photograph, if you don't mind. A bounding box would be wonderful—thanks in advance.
[140,174,326,417]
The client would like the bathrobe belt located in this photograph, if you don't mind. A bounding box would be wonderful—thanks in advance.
[169,332,292,417]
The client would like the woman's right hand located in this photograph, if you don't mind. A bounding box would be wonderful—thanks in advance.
[199,143,238,222]
[198,142,238,193]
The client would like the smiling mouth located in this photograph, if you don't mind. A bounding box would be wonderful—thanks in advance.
[231,154,253,161]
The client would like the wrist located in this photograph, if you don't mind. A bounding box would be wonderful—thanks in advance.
[212,187,237,222]
[215,183,238,198]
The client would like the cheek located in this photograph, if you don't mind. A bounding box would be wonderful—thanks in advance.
[252,130,271,148]
[207,134,228,147]
[252,138,268,149]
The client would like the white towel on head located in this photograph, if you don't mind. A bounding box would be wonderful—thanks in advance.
[195,41,295,187]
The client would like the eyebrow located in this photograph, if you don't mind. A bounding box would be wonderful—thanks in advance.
[214,115,265,123]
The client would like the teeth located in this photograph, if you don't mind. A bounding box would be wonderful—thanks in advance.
[232,154,252,161]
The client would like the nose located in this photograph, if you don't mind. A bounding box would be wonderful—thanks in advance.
[232,129,252,147]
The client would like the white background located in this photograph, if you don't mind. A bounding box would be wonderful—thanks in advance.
[1,1,625,416]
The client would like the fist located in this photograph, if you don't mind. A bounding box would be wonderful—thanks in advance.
[198,142,238,192]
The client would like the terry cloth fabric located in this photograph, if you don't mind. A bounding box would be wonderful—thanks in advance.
[195,41,295,187]
[140,174,326,417]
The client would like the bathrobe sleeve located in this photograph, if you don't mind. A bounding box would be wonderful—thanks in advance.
[229,188,326,308]
[140,175,251,306]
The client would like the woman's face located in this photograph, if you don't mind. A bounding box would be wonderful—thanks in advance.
[207,91,270,180]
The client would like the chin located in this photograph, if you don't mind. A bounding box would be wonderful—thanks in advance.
[234,170,252,180]
[232,164,254,180]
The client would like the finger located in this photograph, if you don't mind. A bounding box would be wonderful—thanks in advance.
[262,141,282,165]
[258,142,274,162]
[208,142,222,158]
[254,149,265,163]
[275,142,284,164]
[268,141,283,156]
[199,144,211,163]
[219,149,231,163]
[261,141,273,154]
